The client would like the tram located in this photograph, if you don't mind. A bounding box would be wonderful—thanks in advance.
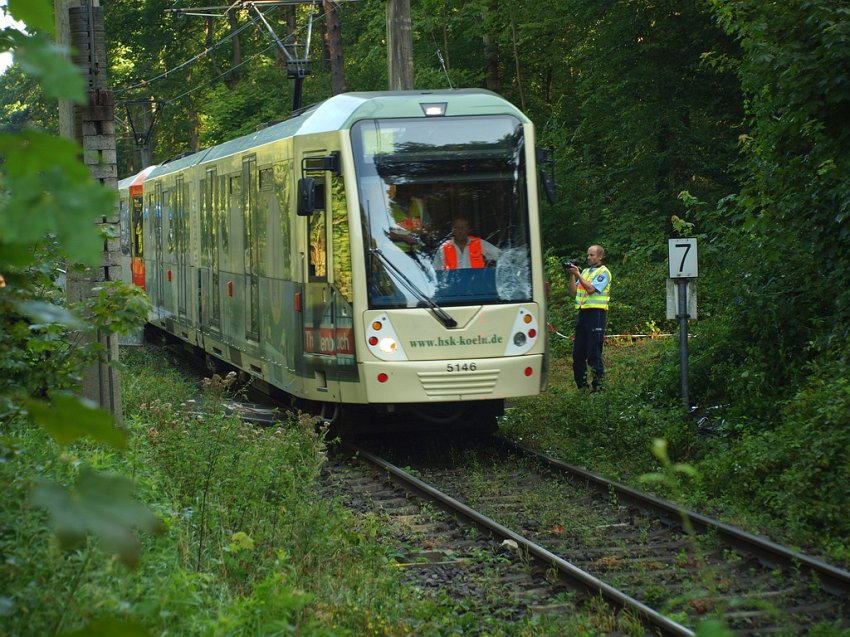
[132,89,549,428]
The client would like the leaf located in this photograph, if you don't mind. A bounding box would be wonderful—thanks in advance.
[0,241,35,269]
[30,469,164,568]
[25,392,127,450]
[0,170,114,267]
[673,463,698,477]
[14,34,83,101]
[0,130,88,179]
[639,472,666,484]
[14,299,83,329]
[651,438,668,462]
[9,0,55,34]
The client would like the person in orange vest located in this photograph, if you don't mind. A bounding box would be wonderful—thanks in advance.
[433,217,501,270]
[566,244,612,392]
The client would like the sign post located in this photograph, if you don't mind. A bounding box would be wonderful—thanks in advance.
[668,239,698,409]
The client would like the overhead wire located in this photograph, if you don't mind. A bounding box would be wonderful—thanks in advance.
[163,3,334,104]
[431,32,452,89]
[115,13,261,95]
[166,40,278,103]
[117,1,332,98]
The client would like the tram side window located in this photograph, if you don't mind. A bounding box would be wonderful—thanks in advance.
[259,168,273,191]
[131,196,144,258]
[147,192,155,250]
[215,174,226,254]
[199,178,208,264]
[175,177,186,255]
[163,190,173,254]
[119,199,130,256]
[307,177,327,280]
[308,208,327,280]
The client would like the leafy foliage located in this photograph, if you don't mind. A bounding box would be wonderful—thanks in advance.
[700,348,850,556]
[30,469,164,568]
[706,0,850,383]
[1,0,159,576]
[25,392,126,449]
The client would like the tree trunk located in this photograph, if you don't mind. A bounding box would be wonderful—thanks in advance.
[323,1,347,94]
[482,6,501,93]
[387,0,414,90]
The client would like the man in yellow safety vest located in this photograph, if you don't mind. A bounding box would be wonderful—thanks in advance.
[566,244,612,391]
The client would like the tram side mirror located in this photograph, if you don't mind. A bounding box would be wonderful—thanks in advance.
[297,177,316,216]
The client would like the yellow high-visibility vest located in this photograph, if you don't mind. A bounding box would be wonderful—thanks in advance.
[575,265,611,310]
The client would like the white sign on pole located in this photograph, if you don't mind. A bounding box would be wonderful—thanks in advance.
[666,280,697,320]
[668,238,698,278]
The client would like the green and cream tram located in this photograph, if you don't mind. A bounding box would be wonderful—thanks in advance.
[140,89,548,428]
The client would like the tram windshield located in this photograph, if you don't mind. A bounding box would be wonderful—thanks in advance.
[351,115,533,309]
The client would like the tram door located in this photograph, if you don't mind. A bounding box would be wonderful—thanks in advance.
[152,181,164,314]
[129,186,145,289]
[175,176,188,319]
[243,156,260,343]
[302,168,341,402]
[199,169,222,333]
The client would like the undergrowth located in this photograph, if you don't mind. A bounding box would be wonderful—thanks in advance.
[503,335,850,568]
[3,345,645,636]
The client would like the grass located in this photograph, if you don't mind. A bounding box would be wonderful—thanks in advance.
[4,336,848,635]
[1,345,648,636]
[502,336,850,570]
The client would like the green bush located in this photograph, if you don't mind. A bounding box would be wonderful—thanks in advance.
[700,347,850,559]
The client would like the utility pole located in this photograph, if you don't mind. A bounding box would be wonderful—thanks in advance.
[386,0,413,90]
[323,0,347,95]
[55,0,123,425]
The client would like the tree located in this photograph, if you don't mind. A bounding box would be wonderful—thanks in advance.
[705,0,850,389]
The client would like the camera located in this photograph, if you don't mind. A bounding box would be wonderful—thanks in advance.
[563,259,580,270]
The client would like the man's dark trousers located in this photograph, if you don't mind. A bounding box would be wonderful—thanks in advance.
[573,308,607,389]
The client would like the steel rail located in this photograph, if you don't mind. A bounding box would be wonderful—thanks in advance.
[504,439,850,598]
[345,442,696,637]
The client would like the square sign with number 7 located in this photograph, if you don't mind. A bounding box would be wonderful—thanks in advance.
[668,238,698,278]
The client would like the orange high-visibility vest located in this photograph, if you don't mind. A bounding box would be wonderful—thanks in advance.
[441,237,484,269]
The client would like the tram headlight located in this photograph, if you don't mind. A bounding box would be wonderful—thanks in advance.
[379,337,398,353]
[420,102,447,116]
[513,332,527,346]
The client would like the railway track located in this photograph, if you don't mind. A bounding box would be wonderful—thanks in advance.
[340,434,850,636]
[146,342,850,634]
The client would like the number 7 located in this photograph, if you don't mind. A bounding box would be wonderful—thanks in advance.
[675,242,691,273]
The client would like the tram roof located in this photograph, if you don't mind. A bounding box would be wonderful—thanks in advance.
[117,164,158,191]
[147,89,528,179]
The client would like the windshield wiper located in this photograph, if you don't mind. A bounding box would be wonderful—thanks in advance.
[369,248,457,328]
